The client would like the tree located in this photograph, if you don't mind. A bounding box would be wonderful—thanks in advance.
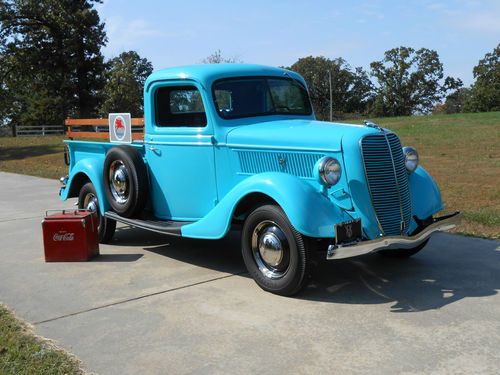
[370,47,455,116]
[439,87,471,114]
[347,67,374,115]
[0,34,9,127]
[0,0,107,129]
[201,49,241,64]
[288,56,373,120]
[99,51,153,117]
[464,44,500,112]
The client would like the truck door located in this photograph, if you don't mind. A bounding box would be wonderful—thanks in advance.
[144,82,217,221]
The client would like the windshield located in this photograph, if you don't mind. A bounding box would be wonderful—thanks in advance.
[213,77,312,119]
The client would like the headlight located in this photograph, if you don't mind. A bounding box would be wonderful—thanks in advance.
[318,157,342,186]
[403,146,419,173]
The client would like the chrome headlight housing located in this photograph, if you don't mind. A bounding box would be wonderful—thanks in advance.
[403,146,419,173]
[318,157,342,187]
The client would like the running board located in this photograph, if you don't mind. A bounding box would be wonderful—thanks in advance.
[104,211,193,237]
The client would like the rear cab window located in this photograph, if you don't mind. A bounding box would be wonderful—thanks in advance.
[155,85,207,127]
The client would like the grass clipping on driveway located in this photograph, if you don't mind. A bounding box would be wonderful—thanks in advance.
[0,305,82,375]
[0,111,499,239]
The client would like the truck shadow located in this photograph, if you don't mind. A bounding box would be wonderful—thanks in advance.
[112,227,246,275]
[301,233,500,312]
[94,253,144,262]
[113,228,500,313]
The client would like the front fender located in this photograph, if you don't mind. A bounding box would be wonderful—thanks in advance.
[181,172,350,239]
[60,157,109,215]
[409,166,444,220]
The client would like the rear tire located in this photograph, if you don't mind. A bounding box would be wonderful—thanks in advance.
[79,182,116,243]
[241,205,311,296]
[377,240,429,258]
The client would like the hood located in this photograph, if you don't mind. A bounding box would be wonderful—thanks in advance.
[225,119,381,152]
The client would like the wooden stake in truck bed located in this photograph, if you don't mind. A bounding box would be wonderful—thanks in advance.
[65,117,145,140]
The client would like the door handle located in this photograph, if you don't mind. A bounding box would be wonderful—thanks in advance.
[148,145,161,155]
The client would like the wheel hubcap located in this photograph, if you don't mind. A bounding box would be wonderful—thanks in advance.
[82,192,101,231]
[109,160,129,204]
[251,221,290,279]
[259,232,283,266]
[83,193,98,212]
[86,198,97,213]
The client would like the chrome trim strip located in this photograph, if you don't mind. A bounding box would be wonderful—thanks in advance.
[326,212,461,260]
[226,144,342,153]
[144,141,212,146]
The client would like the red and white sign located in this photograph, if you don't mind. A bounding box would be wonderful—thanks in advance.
[109,113,132,143]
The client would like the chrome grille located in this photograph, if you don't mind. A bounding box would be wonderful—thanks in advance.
[361,133,412,235]
[236,151,324,178]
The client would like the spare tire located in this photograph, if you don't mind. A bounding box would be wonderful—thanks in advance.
[104,145,148,218]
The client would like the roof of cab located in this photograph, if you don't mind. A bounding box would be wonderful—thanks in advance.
[145,64,305,91]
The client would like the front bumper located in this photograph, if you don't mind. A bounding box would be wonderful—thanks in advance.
[327,211,461,260]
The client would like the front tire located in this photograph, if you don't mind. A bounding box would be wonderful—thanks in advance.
[241,205,311,296]
[79,182,116,243]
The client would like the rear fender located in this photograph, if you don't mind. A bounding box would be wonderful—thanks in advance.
[181,172,349,239]
[60,158,109,214]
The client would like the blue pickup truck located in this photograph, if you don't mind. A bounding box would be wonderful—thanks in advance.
[60,64,460,295]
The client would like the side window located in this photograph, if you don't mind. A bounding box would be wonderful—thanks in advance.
[155,85,207,127]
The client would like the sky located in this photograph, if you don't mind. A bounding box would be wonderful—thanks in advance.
[95,0,500,86]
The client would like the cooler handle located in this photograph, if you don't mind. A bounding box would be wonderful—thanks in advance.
[45,209,97,233]
[45,208,94,216]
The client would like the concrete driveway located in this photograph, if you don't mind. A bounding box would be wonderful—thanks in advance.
[1,171,499,374]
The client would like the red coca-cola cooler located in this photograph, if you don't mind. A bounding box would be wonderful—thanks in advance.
[42,210,99,262]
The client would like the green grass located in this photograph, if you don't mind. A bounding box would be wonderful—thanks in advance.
[0,305,82,375]
[463,209,500,227]
[0,135,67,180]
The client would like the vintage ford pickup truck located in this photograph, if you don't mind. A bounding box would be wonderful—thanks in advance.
[60,64,460,295]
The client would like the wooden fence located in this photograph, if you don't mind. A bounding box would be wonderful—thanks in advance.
[16,125,64,136]
[65,118,144,140]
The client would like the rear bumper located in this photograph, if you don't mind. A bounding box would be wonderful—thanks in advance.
[326,211,461,260]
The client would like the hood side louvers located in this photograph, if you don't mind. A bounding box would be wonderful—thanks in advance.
[236,150,325,179]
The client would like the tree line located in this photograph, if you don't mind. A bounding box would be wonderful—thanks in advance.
[288,45,498,120]
[0,0,498,136]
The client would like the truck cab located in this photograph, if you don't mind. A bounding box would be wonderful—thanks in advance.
[60,64,460,296]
